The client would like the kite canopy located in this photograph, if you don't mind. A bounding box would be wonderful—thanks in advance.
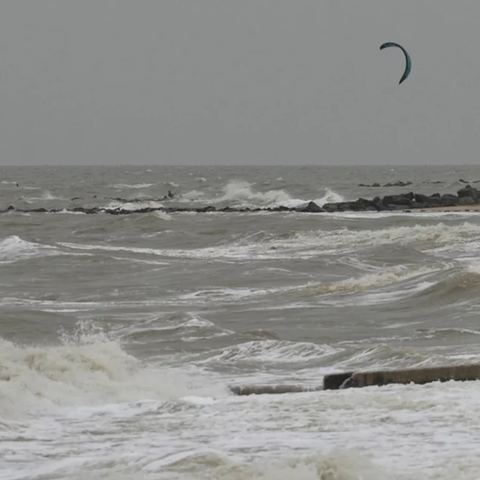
[380,42,411,85]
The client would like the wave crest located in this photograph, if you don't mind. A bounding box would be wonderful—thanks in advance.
[0,321,226,417]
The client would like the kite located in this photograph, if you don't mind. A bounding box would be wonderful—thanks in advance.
[380,42,412,85]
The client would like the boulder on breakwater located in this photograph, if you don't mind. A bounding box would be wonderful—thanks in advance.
[2,185,480,215]
[358,181,412,188]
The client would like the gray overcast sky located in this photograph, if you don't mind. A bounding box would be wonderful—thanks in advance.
[0,1,479,166]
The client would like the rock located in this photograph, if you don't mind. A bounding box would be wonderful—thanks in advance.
[196,205,216,212]
[382,194,413,207]
[459,196,476,206]
[301,201,324,213]
[458,185,480,202]
[414,193,431,204]
[422,196,442,208]
[441,194,459,207]
[322,203,339,212]
[4,185,480,215]
[383,181,412,187]
[352,198,378,211]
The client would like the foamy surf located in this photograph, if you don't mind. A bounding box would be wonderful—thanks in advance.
[141,450,393,480]
[0,322,228,419]
[198,340,339,366]
[178,180,307,209]
[0,236,61,264]
[111,183,156,189]
[56,222,480,263]
[315,188,346,206]
[102,200,165,211]
[5,165,480,480]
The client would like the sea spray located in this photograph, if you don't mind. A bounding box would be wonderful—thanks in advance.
[0,321,227,418]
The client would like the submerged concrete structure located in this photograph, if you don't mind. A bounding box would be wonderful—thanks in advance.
[324,364,480,390]
[229,384,322,396]
[230,365,480,396]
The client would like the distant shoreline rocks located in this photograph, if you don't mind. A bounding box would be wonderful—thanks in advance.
[358,178,480,188]
[3,185,480,215]
[358,181,412,188]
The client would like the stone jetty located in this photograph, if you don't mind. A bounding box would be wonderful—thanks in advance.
[2,184,480,215]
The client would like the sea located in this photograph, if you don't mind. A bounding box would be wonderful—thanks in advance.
[2,164,480,480]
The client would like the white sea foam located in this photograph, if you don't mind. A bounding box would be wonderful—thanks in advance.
[143,451,392,480]
[153,211,172,221]
[200,340,339,365]
[214,180,304,208]
[23,191,64,203]
[0,236,61,264]
[0,322,227,419]
[314,188,346,206]
[180,189,205,200]
[296,266,441,298]
[290,222,480,256]
[347,281,436,306]
[4,380,480,479]
[57,223,480,262]
[111,183,155,189]
[172,181,346,210]
[103,200,165,211]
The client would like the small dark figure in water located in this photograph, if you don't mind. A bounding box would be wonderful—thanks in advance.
[16,183,19,187]
[168,190,174,199]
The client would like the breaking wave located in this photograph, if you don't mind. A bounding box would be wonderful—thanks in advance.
[177,181,347,209]
[23,191,64,203]
[216,180,303,208]
[200,340,338,366]
[103,200,165,211]
[315,188,345,206]
[150,450,395,480]
[291,222,480,255]
[57,223,480,263]
[0,236,61,264]
[0,321,227,418]
[412,270,480,304]
[111,183,155,189]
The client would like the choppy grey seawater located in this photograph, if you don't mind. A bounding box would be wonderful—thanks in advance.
[3,165,480,479]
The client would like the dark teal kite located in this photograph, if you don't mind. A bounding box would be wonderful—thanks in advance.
[380,42,411,85]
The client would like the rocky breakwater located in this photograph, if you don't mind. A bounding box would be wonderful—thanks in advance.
[320,184,480,213]
[1,186,480,215]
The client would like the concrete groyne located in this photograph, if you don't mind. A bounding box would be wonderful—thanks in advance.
[230,364,480,396]
[323,364,480,390]
[229,385,323,396]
